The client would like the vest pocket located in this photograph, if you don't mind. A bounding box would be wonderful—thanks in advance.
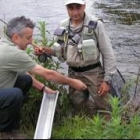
[66,44,81,65]
[82,39,99,62]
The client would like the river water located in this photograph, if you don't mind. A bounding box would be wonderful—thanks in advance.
[0,0,140,86]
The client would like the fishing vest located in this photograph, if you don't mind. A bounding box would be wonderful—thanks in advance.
[53,14,101,67]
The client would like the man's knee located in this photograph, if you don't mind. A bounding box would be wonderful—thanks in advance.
[14,74,33,94]
[25,74,33,87]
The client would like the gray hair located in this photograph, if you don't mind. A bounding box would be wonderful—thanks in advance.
[6,16,35,39]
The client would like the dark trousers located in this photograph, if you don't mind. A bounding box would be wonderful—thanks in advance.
[0,74,32,132]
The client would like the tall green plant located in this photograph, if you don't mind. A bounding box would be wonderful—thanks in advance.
[21,21,69,138]
[52,95,140,139]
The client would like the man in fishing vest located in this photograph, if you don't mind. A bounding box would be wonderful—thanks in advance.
[34,0,117,116]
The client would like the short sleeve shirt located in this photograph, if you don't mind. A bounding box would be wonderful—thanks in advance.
[0,37,37,88]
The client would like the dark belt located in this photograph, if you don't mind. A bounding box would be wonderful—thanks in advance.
[70,62,101,72]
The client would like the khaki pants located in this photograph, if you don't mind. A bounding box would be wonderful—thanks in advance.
[68,66,111,116]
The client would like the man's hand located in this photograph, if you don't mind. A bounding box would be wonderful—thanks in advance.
[34,46,45,56]
[32,42,45,55]
[32,42,53,56]
[98,81,110,96]
[43,86,57,94]
[70,79,87,91]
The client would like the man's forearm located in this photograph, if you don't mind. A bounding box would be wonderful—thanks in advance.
[29,65,87,91]
[27,72,44,91]
[43,69,72,85]
[44,47,54,55]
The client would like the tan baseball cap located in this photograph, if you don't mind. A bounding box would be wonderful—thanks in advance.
[64,0,85,6]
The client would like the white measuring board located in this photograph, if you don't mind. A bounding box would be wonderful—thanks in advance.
[34,91,59,139]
